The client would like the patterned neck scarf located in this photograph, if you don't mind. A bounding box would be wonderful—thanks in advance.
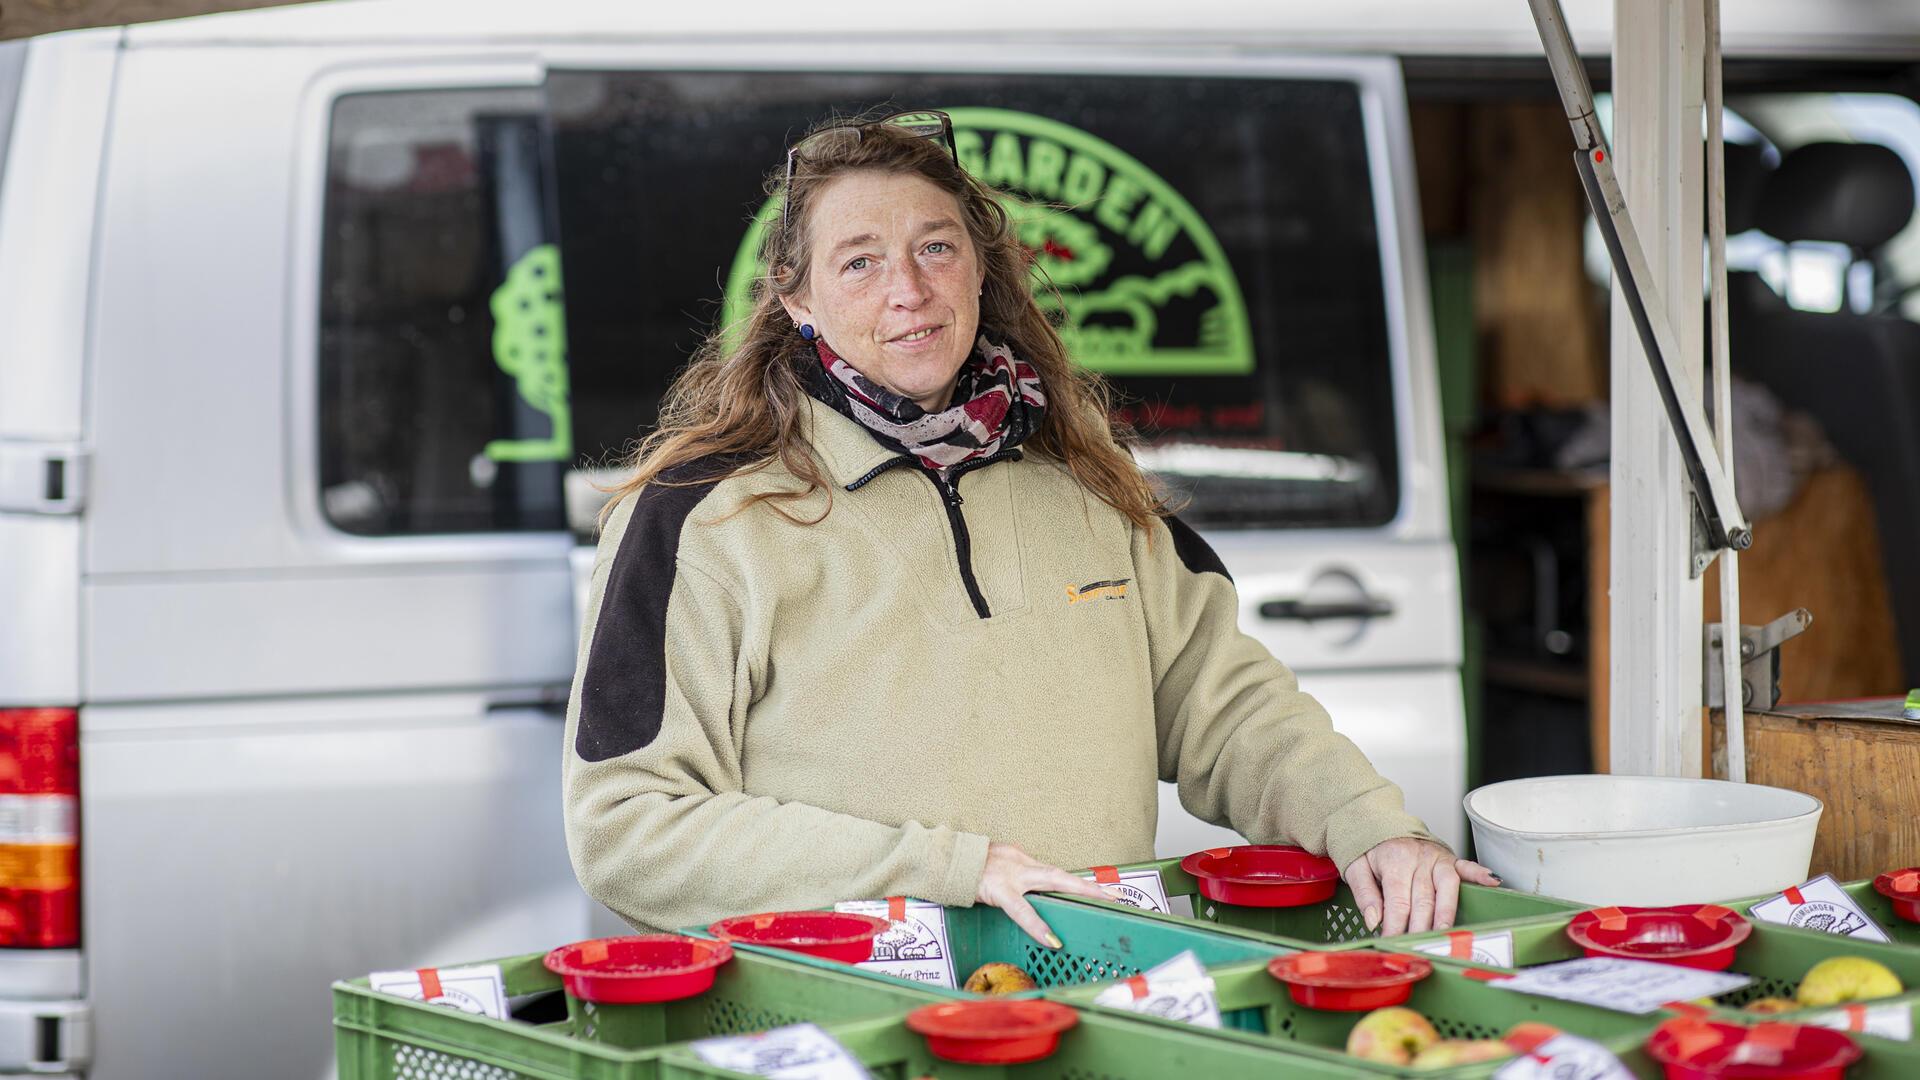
[806,333,1046,476]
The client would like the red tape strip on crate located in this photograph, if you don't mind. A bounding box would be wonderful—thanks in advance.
[1448,931,1473,959]
[417,968,443,1001]
[1091,866,1120,885]
[1126,975,1148,1000]
[1591,906,1628,932]
[1695,904,1734,928]
[1784,886,1807,905]
[1506,1023,1558,1055]
[1666,1019,1725,1059]
[889,896,906,922]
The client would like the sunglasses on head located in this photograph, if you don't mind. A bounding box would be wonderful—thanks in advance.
[780,110,960,238]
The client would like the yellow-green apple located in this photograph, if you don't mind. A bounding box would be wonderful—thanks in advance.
[1346,1007,1440,1065]
[963,962,1037,995]
[1797,957,1904,1006]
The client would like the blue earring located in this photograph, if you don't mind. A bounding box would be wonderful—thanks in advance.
[799,323,816,341]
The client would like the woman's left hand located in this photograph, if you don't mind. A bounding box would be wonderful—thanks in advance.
[1342,838,1500,936]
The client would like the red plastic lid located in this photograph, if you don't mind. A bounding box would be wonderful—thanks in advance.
[1872,868,1920,924]
[905,999,1079,1064]
[1646,1019,1862,1079]
[706,911,892,963]
[1179,845,1340,908]
[543,935,733,1005]
[1567,905,1753,971]
[1266,950,1432,1011]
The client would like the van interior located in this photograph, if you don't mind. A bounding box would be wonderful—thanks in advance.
[1404,55,1920,786]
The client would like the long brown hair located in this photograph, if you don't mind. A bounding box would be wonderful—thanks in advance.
[602,111,1165,529]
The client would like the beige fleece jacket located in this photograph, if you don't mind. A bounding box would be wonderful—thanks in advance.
[563,395,1437,932]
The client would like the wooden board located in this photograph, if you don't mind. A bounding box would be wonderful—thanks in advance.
[1467,102,1607,410]
[1710,706,1920,881]
[1584,466,1899,772]
[1704,466,1902,704]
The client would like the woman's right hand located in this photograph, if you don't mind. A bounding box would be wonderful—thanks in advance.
[975,841,1114,948]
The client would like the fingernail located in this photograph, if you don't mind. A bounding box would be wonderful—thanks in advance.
[1045,933,1063,950]
[1489,876,1502,886]
[1363,906,1380,931]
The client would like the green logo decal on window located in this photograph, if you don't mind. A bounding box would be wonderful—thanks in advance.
[486,242,573,463]
[722,107,1254,376]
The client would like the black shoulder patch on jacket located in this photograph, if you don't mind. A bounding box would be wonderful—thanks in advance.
[575,459,743,763]
[1166,514,1232,582]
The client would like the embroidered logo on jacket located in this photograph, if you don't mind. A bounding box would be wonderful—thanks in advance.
[1066,578,1131,604]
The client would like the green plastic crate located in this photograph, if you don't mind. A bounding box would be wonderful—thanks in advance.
[1050,956,1664,1077]
[1380,908,1920,1024]
[1717,879,1920,948]
[654,1009,1372,1079]
[1849,1029,1920,1080]
[1095,856,1586,947]
[690,893,1295,1001]
[332,947,946,1080]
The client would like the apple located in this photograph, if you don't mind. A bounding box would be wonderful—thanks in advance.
[1796,957,1904,1007]
[1412,1039,1515,1068]
[1346,1006,1440,1065]
[963,962,1037,995]
[1744,997,1799,1014]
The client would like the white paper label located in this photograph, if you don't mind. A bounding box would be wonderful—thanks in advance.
[833,899,956,988]
[368,963,508,1020]
[1490,957,1750,1015]
[1805,1003,1914,1041]
[689,1022,873,1080]
[1411,929,1516,968]
[1078,869,1172,914]
[1493,1033,1636,1079]
[1091,949,1222,1028]
[1747,874,1892,943]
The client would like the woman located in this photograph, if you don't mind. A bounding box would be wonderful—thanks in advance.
[564,110,1496,948]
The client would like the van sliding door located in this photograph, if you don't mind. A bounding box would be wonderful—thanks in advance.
[539,52,1463,852]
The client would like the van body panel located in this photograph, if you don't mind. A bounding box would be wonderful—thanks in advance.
[0,42,28,207]
[0,33,114,443]
[86,45,331,576]
[0,517,82,706]
[81,697,581,1080]
[83,567,574,701]
[117,0,1920,61]
[1153,667,1469,857]
[73,43,592,1079]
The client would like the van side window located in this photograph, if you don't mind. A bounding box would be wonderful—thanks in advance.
[549,72,1400,530]
[319,87,568,536]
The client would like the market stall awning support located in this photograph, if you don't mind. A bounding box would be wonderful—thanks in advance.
[1528,0,1754,780]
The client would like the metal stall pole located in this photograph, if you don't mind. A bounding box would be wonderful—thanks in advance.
[1525,0,1753,776]
[1703,0,1746,781]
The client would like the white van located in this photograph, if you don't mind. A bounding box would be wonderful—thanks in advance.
[8,1,1911,1076]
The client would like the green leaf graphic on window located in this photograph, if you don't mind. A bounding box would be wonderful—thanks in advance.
[485,243,572,463]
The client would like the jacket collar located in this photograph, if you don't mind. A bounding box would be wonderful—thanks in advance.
[801,395,909,490]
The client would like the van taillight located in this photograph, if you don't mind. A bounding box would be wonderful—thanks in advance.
[0,710,78,948]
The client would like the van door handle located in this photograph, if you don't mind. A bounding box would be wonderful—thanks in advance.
[1258,597,1395,622]
[486,689,568,717]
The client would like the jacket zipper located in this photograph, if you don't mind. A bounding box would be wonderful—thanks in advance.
[846,449,1022,621]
